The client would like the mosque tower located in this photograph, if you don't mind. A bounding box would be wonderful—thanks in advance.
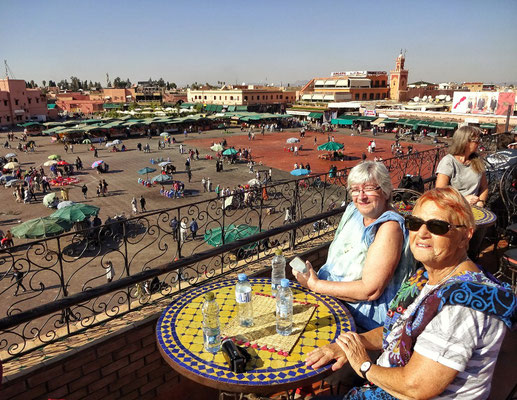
[389,51,409,101]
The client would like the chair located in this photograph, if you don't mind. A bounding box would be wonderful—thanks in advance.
[496,163,517,291]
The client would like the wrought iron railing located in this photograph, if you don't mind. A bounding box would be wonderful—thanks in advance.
[0,147,446,361]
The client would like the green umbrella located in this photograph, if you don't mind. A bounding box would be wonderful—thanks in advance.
[222,148,238,156]
[204,224,261,250]
[48,154,61,160]
[82,139,92,144]
[151,174,173,183]
[11,217,74,239]
[317,142,344,151]
[137,167,157,180]
[51,203,100,222]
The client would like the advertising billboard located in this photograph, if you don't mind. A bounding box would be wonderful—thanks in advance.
[451,92,515,115]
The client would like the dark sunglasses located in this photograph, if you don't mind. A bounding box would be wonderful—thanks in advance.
[405,215,466,235]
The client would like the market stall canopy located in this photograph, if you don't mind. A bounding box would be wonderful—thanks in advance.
[204,224,261,250]
[137,167,157,175]
[222,148,238,156]
[290,169,310,176]
[317,142,344,151]
[210,144,224,152]
[151,174,173,183]
[48,154,61,160]
[3,162,20,169]
[11,216,74,239]
[51,203,100,222]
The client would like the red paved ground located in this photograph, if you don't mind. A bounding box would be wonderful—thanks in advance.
[187,129,435,175]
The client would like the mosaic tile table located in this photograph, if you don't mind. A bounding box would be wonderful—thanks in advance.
[156,277,355,395]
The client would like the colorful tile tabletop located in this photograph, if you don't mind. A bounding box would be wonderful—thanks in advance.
[156,277,355,392]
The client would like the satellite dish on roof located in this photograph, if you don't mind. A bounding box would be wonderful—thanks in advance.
[437,94,446,100]
[422,96,428,101]
[445,95,451,101]
[413,96,420,102]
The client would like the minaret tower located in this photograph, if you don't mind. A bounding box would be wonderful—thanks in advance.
[389,50,409,101]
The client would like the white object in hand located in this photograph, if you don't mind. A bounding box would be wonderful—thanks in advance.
[290,257,307,274]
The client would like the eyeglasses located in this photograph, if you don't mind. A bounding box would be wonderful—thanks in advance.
[405,215,465,235]
[349,185,381,196]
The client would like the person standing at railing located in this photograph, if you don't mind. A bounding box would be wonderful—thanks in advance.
[293,161,415,332]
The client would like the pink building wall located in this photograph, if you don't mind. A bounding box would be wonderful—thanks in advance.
[0,79,48,127]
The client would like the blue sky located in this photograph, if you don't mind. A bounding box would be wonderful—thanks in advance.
[1,0,516,86]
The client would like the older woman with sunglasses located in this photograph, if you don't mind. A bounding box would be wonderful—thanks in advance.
[436,126,488,207]
[305,187,516,400]
[293,162,414,331]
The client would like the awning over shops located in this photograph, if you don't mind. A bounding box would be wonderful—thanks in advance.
[180,103,194,109]
[308,112,323,119]
[286,110,311,116]
[18,122,42,127]
[356,116,377,122]
[235,106,248,111]
[228,105,236,112]
[331,118,354,126]
[480,123,496,129]
[102,103,122,109]
[371,118,385,126]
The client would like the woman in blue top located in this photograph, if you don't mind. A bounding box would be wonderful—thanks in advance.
[294,161,414,331]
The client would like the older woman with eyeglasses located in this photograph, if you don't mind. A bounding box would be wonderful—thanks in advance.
[305,187,516,400]
[293,161,415,331]
[436,126,488,207]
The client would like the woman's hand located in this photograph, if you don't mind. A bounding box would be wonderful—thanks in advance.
[293,261,319,291]
[305,342,348,371]
[336,332,371,377]
[464,194,479,205]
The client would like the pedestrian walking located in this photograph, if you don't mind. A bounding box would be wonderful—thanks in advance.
[131,197,138,214]
[201,177,206,192]
[70,144,74,153]
[81,184,88,199]
[170,216,178,240]
[102,179,108,195]
[94,148,98,158]
[180,219,188,243]
[207,178,212,192]
[140,195,147,212]
[105,261,114,283]
[187,170,192,183]
[12,269,27,295]
[189,218,198,240]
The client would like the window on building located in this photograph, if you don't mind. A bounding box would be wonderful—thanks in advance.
[6,116,10,122]
[280,95,283,99]
[225,96,227,100]
[3,100,7,106]
[376,93,380,100]
[369,93,374,100]
[219,96,221,100]
[204,96,207,100]
[15,99,19,105]
[244,96,248,101]
[251,96,254,100]
[362,93,367,100]
[16,116,22,121]
[382,93,387,99]
[381,80,386,86]
[230,96,233,100]
[355,94,360,100]
[28,98,32,104]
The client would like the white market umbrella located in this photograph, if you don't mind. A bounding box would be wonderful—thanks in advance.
[57,201,75,209]
[5,153,17,158]
[43,160,58,166]
[286,138,300,143]
[160,132,169,137]
[158,161,172,167]
[112,139,122,145]
[3,162,19,169]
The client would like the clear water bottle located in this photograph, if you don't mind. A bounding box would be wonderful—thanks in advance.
[271,249,286,296]
[276,278,293,336]
[202,292,221,353]
[235,273,253,327]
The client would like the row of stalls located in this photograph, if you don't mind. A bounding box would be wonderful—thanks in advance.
[38,112,294,143]
[330,115,498,136]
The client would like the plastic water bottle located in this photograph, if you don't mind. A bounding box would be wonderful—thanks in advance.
[271,249,286,296]
[276,279,293,336]
[202,292,221,353]
[235,273,253,327]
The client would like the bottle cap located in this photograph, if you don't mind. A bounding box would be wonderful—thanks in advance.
[205,292,215,301]
[275,249,283,256]
[280,278,290,287]
[237,273,248,282]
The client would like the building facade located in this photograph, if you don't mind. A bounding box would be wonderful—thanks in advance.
[102,88,136,103]
[300,70,390,103]
[0,79,47,127]
[55,93,104,115]
[187,85,296,111]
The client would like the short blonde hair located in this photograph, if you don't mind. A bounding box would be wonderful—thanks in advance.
[413,187,475,231]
